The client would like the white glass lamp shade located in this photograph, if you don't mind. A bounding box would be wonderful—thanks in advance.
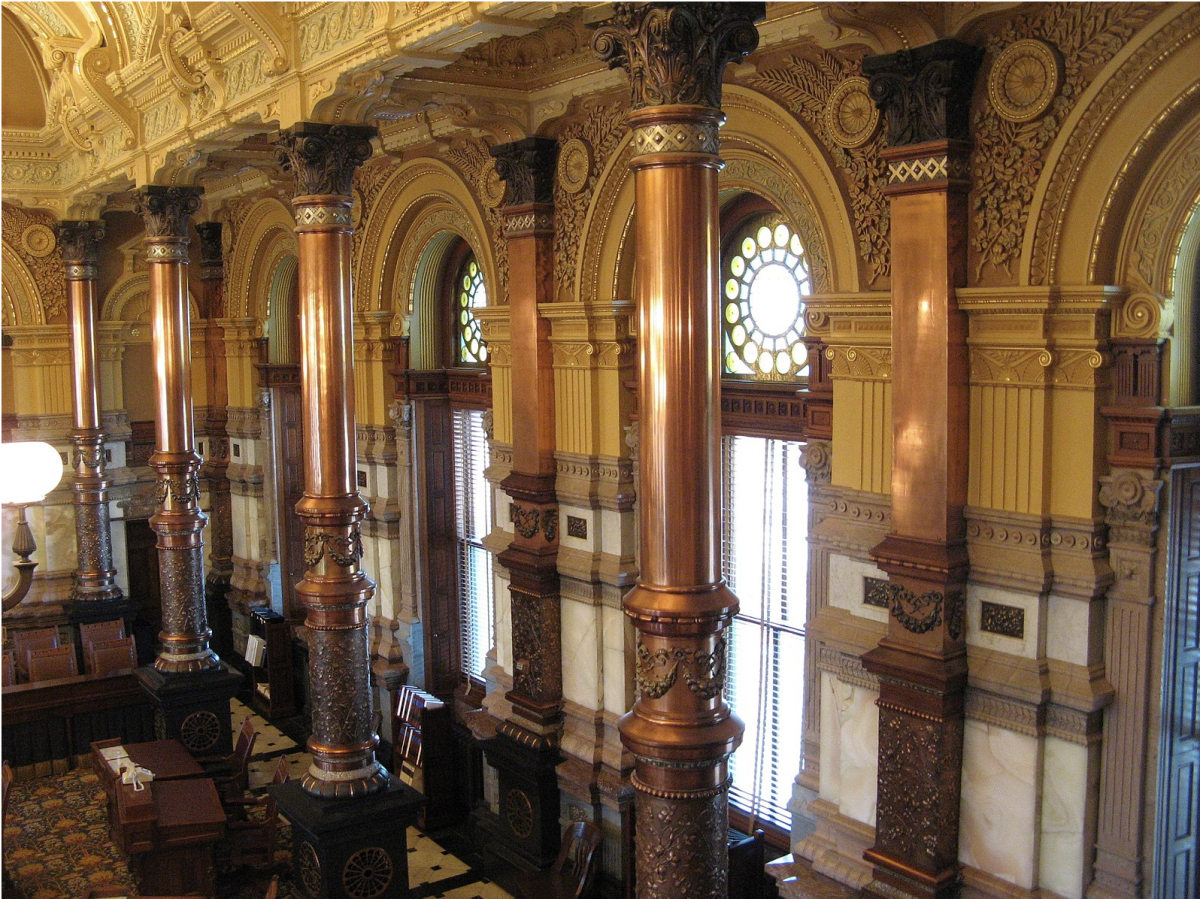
[0,441,64,505]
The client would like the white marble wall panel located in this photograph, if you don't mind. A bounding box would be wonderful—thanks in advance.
[959,720,1039,889]
[1046,594,1091,666]
[818,672,878,826]
[828,553,888,624]
[966,584,1044,659]
[494,567,512,674]
[600,507,633,559]
[1038,735,1090,899]
[602,603,632,716]
[561,596,602,709]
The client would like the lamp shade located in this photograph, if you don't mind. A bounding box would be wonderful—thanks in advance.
[0,441,64,505]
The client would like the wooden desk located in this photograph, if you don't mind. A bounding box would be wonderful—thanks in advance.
[111,777,226,898]
[92,739,205,799]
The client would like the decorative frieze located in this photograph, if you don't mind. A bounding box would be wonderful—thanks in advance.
[979,601,1025,638]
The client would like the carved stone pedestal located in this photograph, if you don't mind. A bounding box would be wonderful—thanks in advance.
[135,665,241,756]
[271,778,422,899]
[478,733,563,869]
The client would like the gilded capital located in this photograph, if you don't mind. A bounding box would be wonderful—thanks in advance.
[196,221,223,275]
[863,39,983,147]
[273,123,376,198]
[56,220,105,266]
[134,185,202,240]
[490,137,558,207]
[591,2,763,111]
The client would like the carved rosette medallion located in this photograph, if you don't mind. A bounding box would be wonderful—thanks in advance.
[558,138,592,194]
[179,709,222,752]
[342,847,393,899]
[591,3,763,111]
[988,39,1062,123]
[21,223,56,258]
[825,76,879,149]
[479,159,508,208]
[274,123,376,198]
[505,787,535,839]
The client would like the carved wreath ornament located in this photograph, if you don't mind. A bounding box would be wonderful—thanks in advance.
[303,526,364,568]
[636,636,726,700]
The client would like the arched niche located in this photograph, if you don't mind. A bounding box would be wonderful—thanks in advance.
[1,242,45,327]
[265,254,300,365]
[224,197,296,322]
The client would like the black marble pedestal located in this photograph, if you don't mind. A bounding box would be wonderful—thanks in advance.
[480,732,562,870]
[271,776,423,899]
[135,664,242,756]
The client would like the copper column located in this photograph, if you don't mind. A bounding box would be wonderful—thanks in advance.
[58,220,124,610]
[135,186,220,674]
[860,41,982,899]
[196,221,234,600]
[592,6,761,897]
[274,123,389,798]
[491,137,564,741]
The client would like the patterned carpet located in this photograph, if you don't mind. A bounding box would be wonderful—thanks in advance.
[3,700,513,899]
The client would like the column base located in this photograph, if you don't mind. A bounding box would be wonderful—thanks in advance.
[862,860,961,899]
[62,594,138,628]
[480,731,563,869]
[271,777,422,899]
[135,663,242,756]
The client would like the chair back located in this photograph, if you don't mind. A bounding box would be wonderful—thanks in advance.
[13,627,58,678]
[80,619,125,671]
[88,636,138,676]
[2,651,16,687]
[235,717,257,764]
[27,644,79,681]
[271,755,290,786]
[554,821,603,897]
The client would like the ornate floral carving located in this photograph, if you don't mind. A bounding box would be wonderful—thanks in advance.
[801,439,832,485]
[135,186,202,239]
[864,39,982,147]
[274,124,376,199]
[55,220,104,265]
[511,503,541,539]
[541,510,559,542]
[2,202,66,318]
[195,221,223,279]
[591,3,763,111]
[747,53,890,284]
[1099,469,1162,529]
[635,789,729,899]
[156,473,201,506]
[444,136,509,296]
[1133,140,1200,295]
[557,138,591,194]
[873,582,945,634]
[636,636,726,700]
[972,4,1156,278]
[988,39,1063,123]
[303,526,365,568]
[491,137,558,207]
[825,76,879,149]
[980,600,1025,638]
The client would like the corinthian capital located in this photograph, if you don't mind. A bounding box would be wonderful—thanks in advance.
[56,220,105,265]
[490,137,558,207]
[134,186,203,239]
[273,123,377,198]
[591,2,763,111]
[863,39,983,147]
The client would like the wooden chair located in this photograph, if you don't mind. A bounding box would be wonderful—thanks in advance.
[79,619,125,673]
[198,717,257,801]
[514,821,604,899]
[87,636,138,676]
[12,627,58,680]
[26,644,78,682]
[2,651,16,687]
[220,756,288,869]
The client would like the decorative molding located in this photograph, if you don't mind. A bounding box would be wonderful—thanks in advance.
[636,636,726,701]
[801,440,832,486]
[825,76,879,149]
[303,526,365,568]
[987,39,1063,123]
[979,601,1025,638]
[591,3,763,111]
[2,203,66,319]
[969,346,1054,387]
[825,345,892,380]
[632,120,720,156]
[1098,468,1162,543]
[886,153,971,185]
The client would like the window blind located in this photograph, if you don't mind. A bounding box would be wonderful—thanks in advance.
[452,408,494,680]
[721,434,808,831]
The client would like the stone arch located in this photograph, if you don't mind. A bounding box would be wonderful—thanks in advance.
[225,197,296,321]
[1024,5,1200,287]
[1,242,45,327]
[100,270,199,339]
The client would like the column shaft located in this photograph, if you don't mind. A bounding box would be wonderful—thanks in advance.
[274,123,389,798]
[135,186,220,674]
[58,220,123,609]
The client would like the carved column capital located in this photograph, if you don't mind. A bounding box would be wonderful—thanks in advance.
[273,123,376,199]
[491,137,558,207]
[590,2,763,111]
[863,39,983,148]
[196,221,224,281]
[134,185,203,239]
[56,220,105,272]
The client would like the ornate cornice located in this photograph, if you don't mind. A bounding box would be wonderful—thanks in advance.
[55,220,105,266]
[590,2,764,111]
[273,123,376,199]
[134,185,202,239]
[863,39,983,148]
[491,137,558,207]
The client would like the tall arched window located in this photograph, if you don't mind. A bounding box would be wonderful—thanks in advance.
[719,201,812,837]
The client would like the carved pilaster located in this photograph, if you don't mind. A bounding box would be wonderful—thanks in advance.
[57,220,126,617]
[274,123,389,798]
[860,38,981,899]
[590,6,763,898]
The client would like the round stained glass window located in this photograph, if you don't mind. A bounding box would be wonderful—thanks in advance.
[457,257,489,364]
[722,217,810,380]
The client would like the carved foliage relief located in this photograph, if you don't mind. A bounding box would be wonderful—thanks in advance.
[2,202,67,319]
[748,51,891,284]
[636,789,729,899]
[445,137,509,298]
[971,3,1156,279]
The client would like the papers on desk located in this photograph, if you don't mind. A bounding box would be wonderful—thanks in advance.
[99,744,130,774]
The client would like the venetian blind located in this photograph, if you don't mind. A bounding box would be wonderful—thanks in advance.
[721,434,808,831]
[452,407,494,680]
